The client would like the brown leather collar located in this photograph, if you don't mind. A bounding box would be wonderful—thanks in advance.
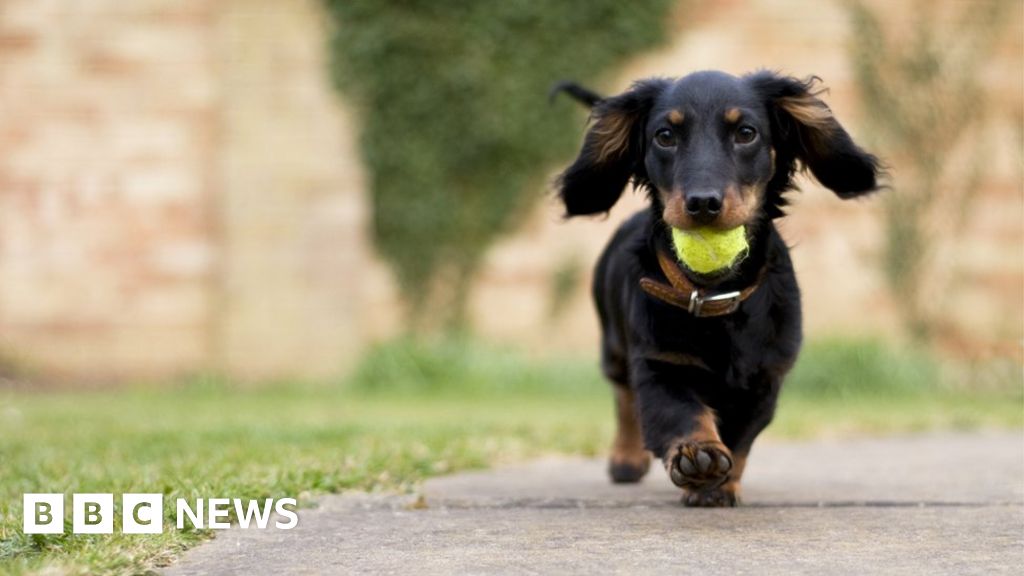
[639,250,765,317]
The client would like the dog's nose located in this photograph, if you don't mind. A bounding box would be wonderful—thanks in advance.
[685,189,723,224]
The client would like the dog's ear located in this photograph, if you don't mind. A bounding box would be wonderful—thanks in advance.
[557,79,668,216]
[748,71,880,198]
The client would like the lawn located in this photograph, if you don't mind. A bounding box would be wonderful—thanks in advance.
[0,338,1020,575]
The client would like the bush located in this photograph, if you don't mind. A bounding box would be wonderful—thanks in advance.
[784,338,940,400]
[345,336,601,397]
[324,0,678,329]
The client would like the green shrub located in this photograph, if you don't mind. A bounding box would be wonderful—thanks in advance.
[324,0,678,329]
[784,338,940,400]
[353,337,951,401]
[345,336,602,396]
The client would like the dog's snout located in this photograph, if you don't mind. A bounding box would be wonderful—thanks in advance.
[685,189,723,224]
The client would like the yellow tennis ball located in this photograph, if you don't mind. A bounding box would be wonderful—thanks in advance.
[671,226,749,275]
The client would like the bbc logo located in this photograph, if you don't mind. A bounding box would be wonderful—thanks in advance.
[24,493,298,534]
[24,493,163,534]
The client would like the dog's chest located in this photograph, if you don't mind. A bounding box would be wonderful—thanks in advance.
[647,286,800,388]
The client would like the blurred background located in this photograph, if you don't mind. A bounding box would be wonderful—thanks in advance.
[0,0,1021,386]
[1,1,1021,572]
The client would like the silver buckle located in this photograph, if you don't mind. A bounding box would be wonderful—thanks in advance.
[688,290,742,316]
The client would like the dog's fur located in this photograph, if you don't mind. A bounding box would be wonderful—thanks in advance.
[554,70,880,507]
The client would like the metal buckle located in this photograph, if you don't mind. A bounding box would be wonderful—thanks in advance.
[687,290,742,316]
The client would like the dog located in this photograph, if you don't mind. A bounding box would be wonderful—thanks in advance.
[553,70,880,506]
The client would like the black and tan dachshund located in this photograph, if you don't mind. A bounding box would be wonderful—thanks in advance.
[553,71,880,506]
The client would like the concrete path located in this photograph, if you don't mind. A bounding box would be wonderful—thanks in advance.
[165,432,1024,575]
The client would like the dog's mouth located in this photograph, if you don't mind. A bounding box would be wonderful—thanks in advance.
[669,226,750,276]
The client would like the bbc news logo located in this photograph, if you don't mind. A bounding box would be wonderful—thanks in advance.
[23,494,298,534]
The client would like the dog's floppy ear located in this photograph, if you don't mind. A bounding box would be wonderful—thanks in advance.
[748,71,880,198]
[557,79,668,216]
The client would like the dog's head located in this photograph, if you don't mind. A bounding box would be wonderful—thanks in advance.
[557,70,880,229]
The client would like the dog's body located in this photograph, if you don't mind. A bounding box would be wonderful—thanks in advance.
[555,71,879,506]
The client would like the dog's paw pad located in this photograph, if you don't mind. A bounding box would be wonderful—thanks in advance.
[682,486,739,508]
[609,461,648,484]
[609,452,651,484]
[667,441,732,491]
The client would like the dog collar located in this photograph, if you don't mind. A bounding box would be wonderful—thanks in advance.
[639,250,764,317]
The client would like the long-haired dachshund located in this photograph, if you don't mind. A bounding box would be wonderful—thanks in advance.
[553,71,880,506]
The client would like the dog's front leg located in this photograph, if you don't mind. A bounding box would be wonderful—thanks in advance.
[632,356,737,507]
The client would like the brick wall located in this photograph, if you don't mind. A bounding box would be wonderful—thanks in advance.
[0,0,372,383]
[214,0,374,381]
[0,0,218,380]
[0,0,1019,384]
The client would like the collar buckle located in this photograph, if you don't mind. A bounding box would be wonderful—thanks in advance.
[688,290,743,317]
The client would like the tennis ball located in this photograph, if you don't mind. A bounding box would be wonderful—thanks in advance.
[671,226,749,275]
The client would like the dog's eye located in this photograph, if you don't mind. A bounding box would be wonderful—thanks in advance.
[654,128,676,148]
[734,126,757,145]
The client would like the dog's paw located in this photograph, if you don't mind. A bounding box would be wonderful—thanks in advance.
[666,440,732,491]
[682,484,740,507]
[608,454,651,484]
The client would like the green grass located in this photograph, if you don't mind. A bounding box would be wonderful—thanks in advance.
[776,338,1022,436]
[1,337,1020,575]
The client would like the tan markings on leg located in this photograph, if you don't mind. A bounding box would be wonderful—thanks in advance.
[664,406,729,478]
[717,452,748,502]
[667,109,684,125]
[729,452,748,481]
[689,407,721,443]
[611,386,650,474]
[723,107,741,123]
[666,410,741,505]
[664,406,721,452]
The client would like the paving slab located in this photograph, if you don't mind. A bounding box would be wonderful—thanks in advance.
[165,432,1024,575]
